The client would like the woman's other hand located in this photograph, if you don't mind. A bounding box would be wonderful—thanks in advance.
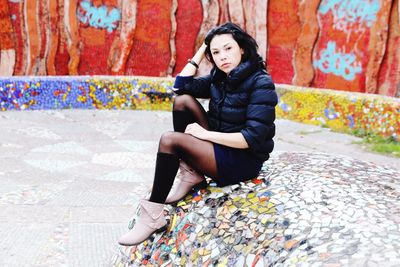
[185,123,209,140]
[185,122,249,149]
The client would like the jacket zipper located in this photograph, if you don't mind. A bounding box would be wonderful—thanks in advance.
[217,82,226,131]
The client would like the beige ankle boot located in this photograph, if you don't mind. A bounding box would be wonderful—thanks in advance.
[118,199,167,246]
[165,160,208,204]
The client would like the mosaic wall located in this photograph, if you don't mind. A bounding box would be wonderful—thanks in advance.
[0,0,399,96]
[0,77,399,140]
[0,77,173,111]
[276,85,400,140]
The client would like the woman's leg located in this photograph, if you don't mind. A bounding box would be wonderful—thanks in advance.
[118,96,215,246]
[149,94,213,204]
[172,95,209,132]
[149,94,214,203]
[149,132,217,203]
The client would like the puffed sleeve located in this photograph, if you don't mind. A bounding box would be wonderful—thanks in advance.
[173,74,212,98]
[240,75,277,151]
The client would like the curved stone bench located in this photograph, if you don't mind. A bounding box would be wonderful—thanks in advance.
[1,77,399,141]
[110,152,400,266]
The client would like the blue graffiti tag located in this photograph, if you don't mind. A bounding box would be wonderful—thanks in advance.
[319,0,380,30]
[314,41,362,81]
[77,0,121,33]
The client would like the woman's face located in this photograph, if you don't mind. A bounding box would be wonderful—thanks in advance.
[210,34,244,74]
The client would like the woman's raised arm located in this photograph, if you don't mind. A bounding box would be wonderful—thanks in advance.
[179,43,207,77]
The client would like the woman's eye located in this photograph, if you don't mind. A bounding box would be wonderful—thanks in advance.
[226,47,231,50]
[212,51,219,55]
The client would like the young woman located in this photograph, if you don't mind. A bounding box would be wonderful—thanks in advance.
[118,22,277,246]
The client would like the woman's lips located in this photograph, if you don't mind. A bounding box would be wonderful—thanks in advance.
[221,63,230,68]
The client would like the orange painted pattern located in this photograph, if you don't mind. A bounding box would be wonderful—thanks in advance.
[378,0,400,97]
[45,0,59,75]
[0,0,14,50]
[365,0,392,94]
[173,0,203,76]
[125,0,172,77]
[267,0,301,83]
[292,0,320,87]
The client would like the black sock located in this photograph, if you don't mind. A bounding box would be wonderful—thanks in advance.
[172,110,193,133]
[149,152,180,203]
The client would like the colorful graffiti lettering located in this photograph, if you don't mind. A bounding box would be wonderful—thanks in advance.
[319,0,380,32]
[314,41,362,81]
[77,0,121,33]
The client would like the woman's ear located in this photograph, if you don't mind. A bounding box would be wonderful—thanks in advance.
[241,48,244,55]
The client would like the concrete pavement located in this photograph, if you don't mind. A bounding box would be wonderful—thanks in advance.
[0,110,398,266]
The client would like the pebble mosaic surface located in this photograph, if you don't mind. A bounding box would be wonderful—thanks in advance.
[276,85,400,141]
[111,152,400,267]
[0,77,173,111]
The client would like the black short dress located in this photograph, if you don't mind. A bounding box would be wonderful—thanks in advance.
[212,143,263,187]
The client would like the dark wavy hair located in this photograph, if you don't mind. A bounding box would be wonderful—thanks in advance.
[204,22,265,69]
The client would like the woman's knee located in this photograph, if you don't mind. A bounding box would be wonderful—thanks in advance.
[159,131,180,152]
[173,94,196,110]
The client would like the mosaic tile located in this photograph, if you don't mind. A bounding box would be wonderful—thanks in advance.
[111,152,400,266]
[0,78,173,112]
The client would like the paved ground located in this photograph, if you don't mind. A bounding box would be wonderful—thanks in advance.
[0,110,399,266]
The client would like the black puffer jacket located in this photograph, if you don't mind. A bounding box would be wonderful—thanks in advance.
[175,60,277,161]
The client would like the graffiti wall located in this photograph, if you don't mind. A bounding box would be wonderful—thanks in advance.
[0,0,399,97]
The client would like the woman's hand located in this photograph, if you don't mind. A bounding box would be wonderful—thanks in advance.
[178,43,208,76]
[185,122,249,149]
[185,123,209,140]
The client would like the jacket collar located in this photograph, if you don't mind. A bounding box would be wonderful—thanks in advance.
[211,59,259,87]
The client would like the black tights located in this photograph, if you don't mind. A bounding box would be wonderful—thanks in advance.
[149,95,218,203]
